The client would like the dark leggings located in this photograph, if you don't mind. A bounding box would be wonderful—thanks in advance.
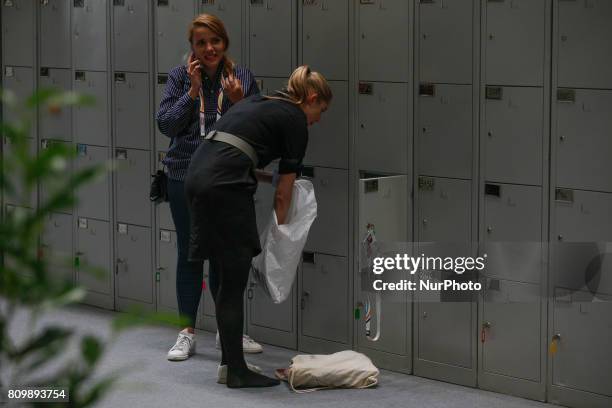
[210,249,252,369]
[167,178,219,328]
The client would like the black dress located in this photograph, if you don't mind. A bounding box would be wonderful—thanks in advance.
[184,94,308,262]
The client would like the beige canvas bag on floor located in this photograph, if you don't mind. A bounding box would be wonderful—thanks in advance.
[275,350,379,393]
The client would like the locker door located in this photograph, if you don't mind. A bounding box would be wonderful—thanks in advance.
[418,84,472,179]
[42,212,74,283]
[116,224,153,307]
[556,89,612,193]
[558,0,612,89]
[155,0,195,73]
[155,74,170,152]
[358,0,409,82]
[40,0,71,69]
[157,229,178,312]
[302,0,348,81]
[484,86,543,186]
[417,177,471,258]
[73,71,110,146]
[304,81,349,169]
[2,137,38,208]
[419,0,473,84]
[200,0,243,65]
[481,279,541,381]
[303,167,348,257]
[484,183,542,283]
[247,277,297,349]
[357,82,410,174]
[249,0,294,77]
[357,176,411,359]
[552,289,612,397]
[3,67,34,127]
[1,0,34,66]
[39,140,72,214]
[113,0,150,73]
[485,0,546,86]
[115,149,152,227]
[75,145,110,221]
[114,72,151,150]
[38,68,72,142]
[76,218,112,295]
[300,253,349,345]
[72,0,108,71]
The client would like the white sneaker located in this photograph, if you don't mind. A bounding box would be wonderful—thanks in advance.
[217,363,262,384]
[216,332,264,354]
[167,331,196,361]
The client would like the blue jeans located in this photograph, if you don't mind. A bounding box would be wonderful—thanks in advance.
[167,178,219,328]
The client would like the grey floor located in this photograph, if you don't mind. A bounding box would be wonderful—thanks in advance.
[9,305,559,408]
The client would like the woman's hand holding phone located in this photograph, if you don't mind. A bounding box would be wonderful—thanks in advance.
[187,53,202,100]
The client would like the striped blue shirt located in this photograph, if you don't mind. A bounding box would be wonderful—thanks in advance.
[156,62,259,180]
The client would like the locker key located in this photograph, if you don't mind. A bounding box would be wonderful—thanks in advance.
[481,321,491,343]
[549,334,561,355]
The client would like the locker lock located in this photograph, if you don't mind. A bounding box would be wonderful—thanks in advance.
[487,226,493,234]
[300,291,310,310]
[559,135,565,142]
[550,333,562,355]
[422,219,428,225]
[481,321,492,343]
[557,235,563,241]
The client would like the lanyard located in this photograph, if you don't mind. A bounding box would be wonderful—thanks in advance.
[199,87,224,137]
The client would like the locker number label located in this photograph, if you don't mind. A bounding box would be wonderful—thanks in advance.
[303,0,319,5]
[118,223,128,235]
[78,218,88,229]
[5,67,14,77]
[418,177,435,191]
[116,149,127,160]
[358,82,373,95]
[160,230,171,242]
[4,0,14,7]
[77,144,87,156]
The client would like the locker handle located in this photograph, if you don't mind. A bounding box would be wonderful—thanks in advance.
[300,291,310,310]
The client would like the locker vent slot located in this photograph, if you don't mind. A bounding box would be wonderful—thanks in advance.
[364,179,379,193]
[555,188,574,203]
[360,0,375,3]
[485,183,501,197]
[201,0,215,4]
[157,0,169,6]
[486,86,503,100]
[114,0,125,5]
[557,89,576,103]
[251,0,264,5]
[419,83,435,96]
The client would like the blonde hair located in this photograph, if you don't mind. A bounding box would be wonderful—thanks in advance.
[270,65,333,106]
[188,14,234,77]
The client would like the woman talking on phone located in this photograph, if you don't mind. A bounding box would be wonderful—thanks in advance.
[185,65,332,388]
[156,14,263,363]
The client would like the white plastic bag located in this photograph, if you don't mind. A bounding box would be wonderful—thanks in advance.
[251,179,317,303]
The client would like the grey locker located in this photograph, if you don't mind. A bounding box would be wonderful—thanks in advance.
[303,167,348,257]
[39,140,72,214]
[481,279,541,381]
[200,0,243,65]
[75,145,110,221]
[557,0,612,89]
[157,229,178,312]
[40,0,71,69]
[301,0,348,81]
[156,152,174,230]
[552,289,612,398]
[115,149,152,227]
[38,68,72,142]
[419,0,473,85]
[116,224,154,307]
[485,0,546,86]
[554,190,612,296]
[73,71,110,146]
[155,75,170,152]
[357,176,411,361]
[418,84,473,179]
[304,81,349,169]
[2,137,37,208]
[556,89,612,193]
[72,0,109,71]
[417,177,472,259]
[113,0,151,73]
[249,0,294,77]
[247,276,297,349]
[358,0,409,83]
[300,253,349,345]
[2,66,35,129]
[357,82,410,174]
[76,218,112,296]
[156,0,196,74]
[114,72,151,150]
[484,86,543,186]
[42,212,74,283]
[483,183,542,283]
[1,0,34,66]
